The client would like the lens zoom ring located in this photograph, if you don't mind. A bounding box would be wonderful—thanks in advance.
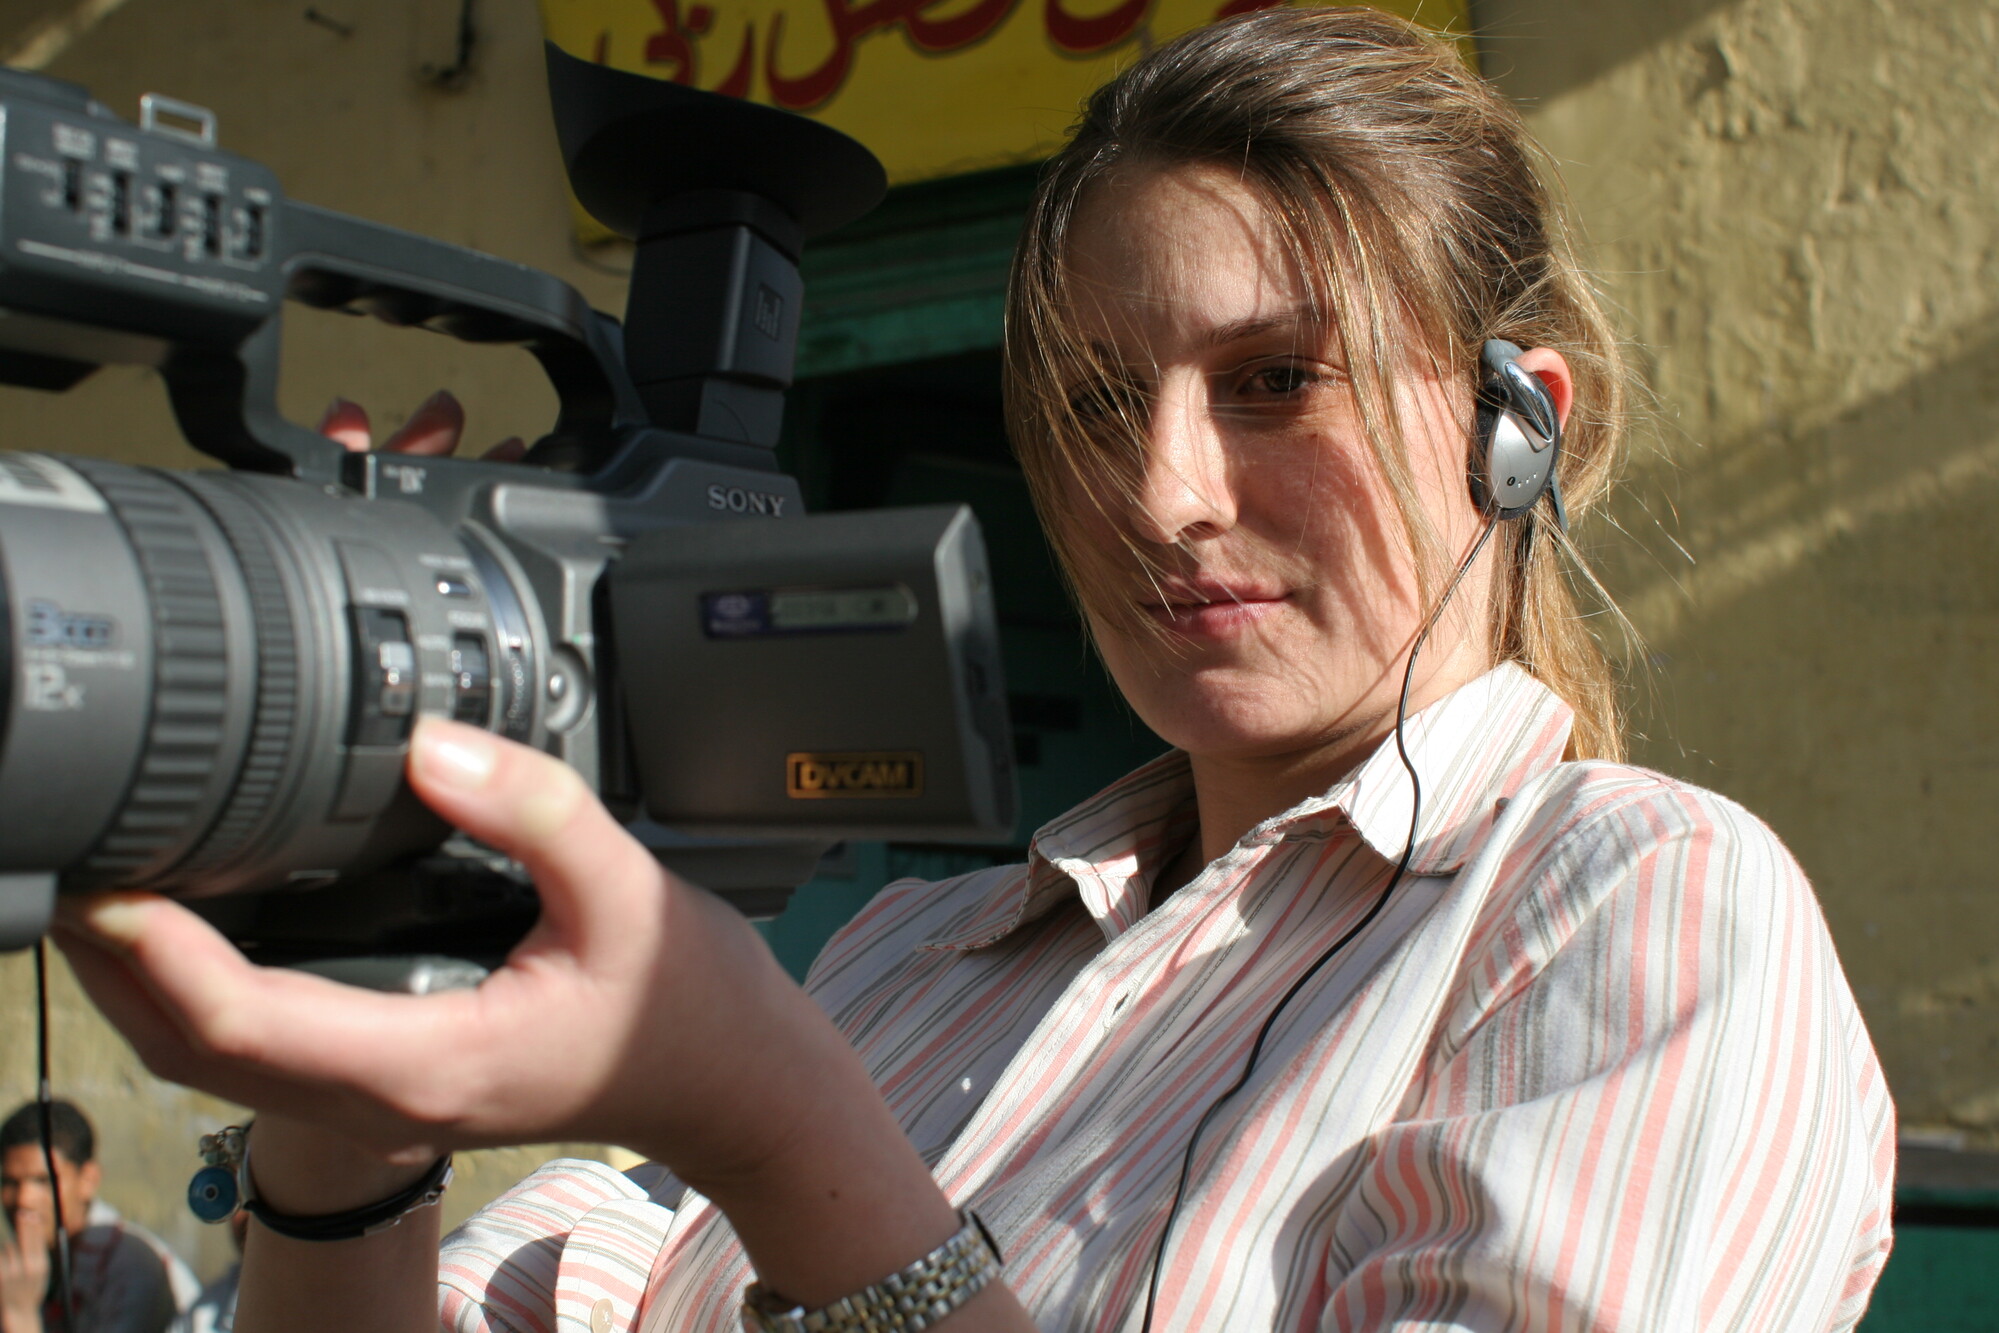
[172,480,298,880]
[68,463,230,879]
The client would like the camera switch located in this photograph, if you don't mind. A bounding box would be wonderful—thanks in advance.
[449,634,492,724]
[377,640,416,716]
[199,191,222,257]
[348,606,418,746]
[147,180,177,239]
[238,201,266,260]
[109,169,133,236]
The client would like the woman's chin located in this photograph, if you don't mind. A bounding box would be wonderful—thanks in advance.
[1123,671,1396,772]
[1149,705,1344,765]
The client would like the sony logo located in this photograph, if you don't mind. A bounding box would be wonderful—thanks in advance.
[706,483,788,517]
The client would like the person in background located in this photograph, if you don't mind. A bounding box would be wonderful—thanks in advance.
[0,1102,198,1333]
[164,1211,242,1333]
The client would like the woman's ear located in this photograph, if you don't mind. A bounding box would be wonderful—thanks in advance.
[1512,347,1574,429]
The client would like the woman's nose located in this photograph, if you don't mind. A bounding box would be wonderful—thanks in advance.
[1132,377,1235,546]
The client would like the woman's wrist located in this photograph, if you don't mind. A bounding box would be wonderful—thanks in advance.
[682,996,964,1309]
[242,1115,432,1217]
[234,1120,445,1333]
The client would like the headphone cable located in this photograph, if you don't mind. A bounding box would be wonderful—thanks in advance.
[1136,514,1500,1333]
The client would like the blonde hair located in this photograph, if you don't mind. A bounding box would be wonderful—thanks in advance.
[1004,6,1631,759]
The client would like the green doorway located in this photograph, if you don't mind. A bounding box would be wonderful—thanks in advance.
[755,167,1167,974]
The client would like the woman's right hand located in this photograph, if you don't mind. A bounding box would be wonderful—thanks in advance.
[50,720,812,1171]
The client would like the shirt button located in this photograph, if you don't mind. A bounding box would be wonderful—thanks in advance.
[591,1298,616,1333]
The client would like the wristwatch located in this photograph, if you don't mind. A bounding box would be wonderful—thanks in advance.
[740,1210,1003,1332]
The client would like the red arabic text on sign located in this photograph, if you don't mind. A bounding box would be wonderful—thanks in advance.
[633,0,1263,111]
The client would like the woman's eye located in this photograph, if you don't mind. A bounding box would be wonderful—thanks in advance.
[1068,380,1143,423]
[1241,364,1324,396]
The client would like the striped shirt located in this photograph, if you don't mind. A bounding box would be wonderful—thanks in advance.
[437,664,1895,1332]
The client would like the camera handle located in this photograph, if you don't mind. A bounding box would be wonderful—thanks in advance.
[163,201,648,486]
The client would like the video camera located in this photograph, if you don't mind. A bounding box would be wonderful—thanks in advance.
[0,47,1016,988]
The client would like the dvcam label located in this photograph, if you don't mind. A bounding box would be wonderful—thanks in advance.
[786,751,923,799]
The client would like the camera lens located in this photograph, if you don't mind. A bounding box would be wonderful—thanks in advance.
[0,453,164,876]
[0,450,533,902]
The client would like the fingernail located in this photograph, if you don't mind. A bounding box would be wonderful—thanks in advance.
[413,718,496,790]
[317,397,359,429]
[74,893,156,947]
[417,389,458,415]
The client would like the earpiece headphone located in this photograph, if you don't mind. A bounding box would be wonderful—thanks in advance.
[1472,338,1567,531]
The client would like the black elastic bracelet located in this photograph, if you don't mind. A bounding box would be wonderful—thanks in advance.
[240,1141,454,1242]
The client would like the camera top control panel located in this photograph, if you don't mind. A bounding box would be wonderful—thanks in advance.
[0,69,282,353]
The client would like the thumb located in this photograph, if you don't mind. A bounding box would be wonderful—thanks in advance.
[404,719,669,942]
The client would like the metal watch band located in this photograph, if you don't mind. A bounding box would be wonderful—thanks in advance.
[741,1209,1004,1332]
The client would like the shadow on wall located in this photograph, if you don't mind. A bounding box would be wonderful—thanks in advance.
[1602,308,1999,649]
[1596,312,1999,1145]
[1470,0,1745,100]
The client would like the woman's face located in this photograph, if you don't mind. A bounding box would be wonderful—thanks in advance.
[1058,164,1494,773]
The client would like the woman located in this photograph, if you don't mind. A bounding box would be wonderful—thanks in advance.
[54,9,1893,1331]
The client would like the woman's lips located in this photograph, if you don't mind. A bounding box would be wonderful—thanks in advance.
[1141,582,1289,636]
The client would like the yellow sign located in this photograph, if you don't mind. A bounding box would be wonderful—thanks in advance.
[538,0,1468,188]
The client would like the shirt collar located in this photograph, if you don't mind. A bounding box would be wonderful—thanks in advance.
[1278,661,1574,872]
[920,663,1572,953]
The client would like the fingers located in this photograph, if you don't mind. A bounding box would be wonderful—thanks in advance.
[381,389,466,456]
[49,726,676,1155]
[52,897,299,1096]
[53,909,198,1071]
[52,895,470,1138]
[317,397,373,452]
[52,909,323,1111]
[12,1202,40,1258]
[320,391,523,461]
[405,719,668,949]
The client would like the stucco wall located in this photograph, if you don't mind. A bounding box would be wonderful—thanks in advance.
[1475,0,1999,1149]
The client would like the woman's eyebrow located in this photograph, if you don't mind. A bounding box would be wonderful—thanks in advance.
[1072,310,1325,370]
[1197,309,1320,350]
